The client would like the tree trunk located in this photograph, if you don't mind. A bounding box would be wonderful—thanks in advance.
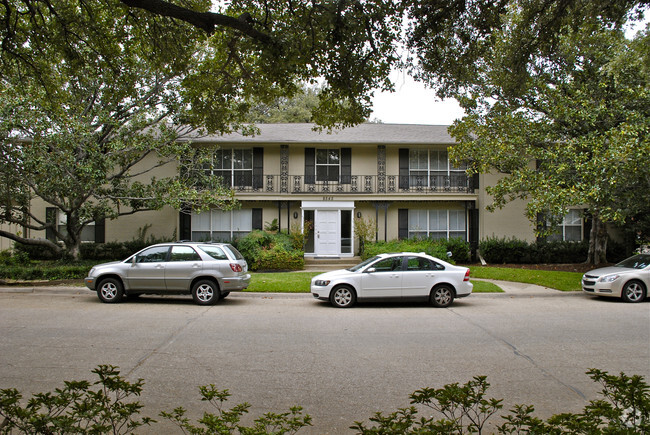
[587,212,608,265]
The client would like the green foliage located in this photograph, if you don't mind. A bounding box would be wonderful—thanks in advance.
[0,249,31,266]
[362,238,470,263]
[253,246,305,272]
[354,370,650,434]
[289,221,312,252]
[2,367,647,434]
[354,217,377,257]
[234,230,304,271]
[161,385,311,434]
[478,237,630,264]
[0,365,153,434]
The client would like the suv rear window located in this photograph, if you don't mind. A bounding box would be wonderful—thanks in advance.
[199,246,228,260]
[222,244,244,260]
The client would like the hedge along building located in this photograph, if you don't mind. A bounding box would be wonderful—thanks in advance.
[25,123,587,257]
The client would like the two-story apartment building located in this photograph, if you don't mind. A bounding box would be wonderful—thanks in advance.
[25,123,578,257]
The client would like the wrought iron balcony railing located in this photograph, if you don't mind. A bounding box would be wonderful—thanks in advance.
[226,174,475,194]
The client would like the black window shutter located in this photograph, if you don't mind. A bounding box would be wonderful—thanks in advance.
[399,148,409,189]
[46,207,57,241]
[398,209,408,240]
[305,148,315,184]
[340,148,351,184]
[94,218,105,243]
[469,208,479,260]
[179,210,191,240]
[253,147,263,189]
[252,208,263,230]
[472,173,479,191]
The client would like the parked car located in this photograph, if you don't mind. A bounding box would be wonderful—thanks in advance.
[85,242,251,305]
[582,254,649,303]
[310,252,472,308]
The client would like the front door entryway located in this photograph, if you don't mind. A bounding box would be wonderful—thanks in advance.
[315,210,340,256]
[302,201,355,257]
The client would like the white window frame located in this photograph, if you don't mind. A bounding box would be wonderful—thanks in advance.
[408,209,467,241]
[315,149,340,182]
[208,148,254,187]
[548,209,583,242]
[191,209,253,242]
[409,149,466,187]
[57,212,96,242]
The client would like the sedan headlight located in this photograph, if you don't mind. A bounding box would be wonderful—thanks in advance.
[314,280,331,287]
[598,274,620,283]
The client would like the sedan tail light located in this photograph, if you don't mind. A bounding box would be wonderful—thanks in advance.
[464,269,470,282]
[230,263,243,272]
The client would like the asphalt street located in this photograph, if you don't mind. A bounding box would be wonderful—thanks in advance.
[1,284,649,434]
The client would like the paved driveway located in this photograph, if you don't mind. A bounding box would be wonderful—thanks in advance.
[0,287,648,434]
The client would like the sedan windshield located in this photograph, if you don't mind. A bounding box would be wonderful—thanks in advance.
[615,254,650,269]
[348,256,380,272]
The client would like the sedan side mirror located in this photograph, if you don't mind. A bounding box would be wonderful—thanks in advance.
[365,267,376,273]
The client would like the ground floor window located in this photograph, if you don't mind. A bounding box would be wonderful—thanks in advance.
[47,208,101,242]
[191,209,252,242]
[408,209,466,240]
[548,209,582,242]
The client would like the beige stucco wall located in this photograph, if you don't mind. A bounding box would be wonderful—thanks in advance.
[476,172,536,242]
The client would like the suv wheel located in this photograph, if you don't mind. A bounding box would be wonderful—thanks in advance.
[97,278,124,304]
[192,280,220,305]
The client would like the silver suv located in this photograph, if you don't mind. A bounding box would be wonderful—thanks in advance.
[85,242,251,305]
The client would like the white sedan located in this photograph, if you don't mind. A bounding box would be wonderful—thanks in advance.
[582,254,649,303]
[310,252,472,308]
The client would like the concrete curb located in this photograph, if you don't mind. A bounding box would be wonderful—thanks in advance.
[0,280,581,298]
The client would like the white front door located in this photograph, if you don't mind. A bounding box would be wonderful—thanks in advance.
[315,210,340,256]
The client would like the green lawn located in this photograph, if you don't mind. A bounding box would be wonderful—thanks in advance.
[469,266,583,292]
[245,271,503,293]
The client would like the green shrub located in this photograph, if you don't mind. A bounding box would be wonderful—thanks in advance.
[252,245,304,271]
[234,230,303,271]
[444,238,471,263]
[362,239,451,262]
[479,237,594,264]
[0,264,89,281]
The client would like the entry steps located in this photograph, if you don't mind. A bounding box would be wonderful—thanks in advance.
[303,256,361,272]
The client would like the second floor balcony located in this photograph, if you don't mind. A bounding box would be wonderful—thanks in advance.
[224,174,476,195]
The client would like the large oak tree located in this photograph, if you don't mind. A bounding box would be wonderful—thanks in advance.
[406,0,649,264]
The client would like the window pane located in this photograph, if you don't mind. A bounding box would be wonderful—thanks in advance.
[192,211,211,231]
[212,210,230,231]
[199,245,227,260]
[409,210,427,232]
[566,210,581,225]
[565,226,581,241]
[328,149,339,165]
[191,231,211,242]
[170,246,201,261]
[136,246,169,263]
[233,209,252,231]
[449,210,466,231]
[316,149,328,164]
[429,210,447,231]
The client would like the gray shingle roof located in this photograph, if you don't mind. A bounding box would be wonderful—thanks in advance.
[188,123,455,145]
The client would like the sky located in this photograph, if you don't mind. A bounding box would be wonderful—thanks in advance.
[370,72,464,126]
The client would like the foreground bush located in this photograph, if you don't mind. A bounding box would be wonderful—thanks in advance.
[2,367,647,434]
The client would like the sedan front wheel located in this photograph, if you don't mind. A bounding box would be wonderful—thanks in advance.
[430,285,454,308]
[330,285,356,308]
[621,280,646,303]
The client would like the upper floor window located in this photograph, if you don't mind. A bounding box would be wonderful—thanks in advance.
[208,149,253,187]
[316,149,340,182]
[409,149,467,188]
[548,209,583,242]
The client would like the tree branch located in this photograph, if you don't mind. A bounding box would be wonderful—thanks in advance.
[0,229,62,252]
[119,0,274,44]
